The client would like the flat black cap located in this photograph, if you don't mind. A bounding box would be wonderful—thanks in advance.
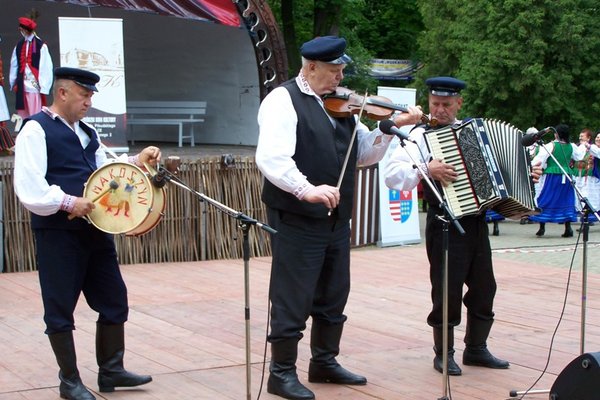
[300,36,352,64]
[54,67,100,92]
[425,76,466,97]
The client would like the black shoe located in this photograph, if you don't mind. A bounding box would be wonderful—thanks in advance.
[562,229,573,237]
[98,370,152,392]
[535,227,545,237]
[267,371,315,400]
[463,347,509,369]
[433,354,462,375]
[308,362,367,385]
[59,373,96,400]
[493,226,500,236]
[520,218,527,225]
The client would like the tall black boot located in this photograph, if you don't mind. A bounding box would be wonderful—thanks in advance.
[267,338,314,400]
[96,323,152,392]
[48,331,96,400]
[462,318,509,369]
[492,221,500,236]
[432,327,461,375]
[562,221,573,237]
[307,321,366,385]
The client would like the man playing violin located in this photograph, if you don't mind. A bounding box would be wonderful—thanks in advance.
[14,67,159,400]
[256,36,422,400]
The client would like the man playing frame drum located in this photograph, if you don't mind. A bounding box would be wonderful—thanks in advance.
[14,67,160,400]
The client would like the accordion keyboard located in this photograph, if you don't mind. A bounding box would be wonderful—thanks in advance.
[425,129,479,216]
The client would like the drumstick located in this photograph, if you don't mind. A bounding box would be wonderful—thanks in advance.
[99,141,120,160]
[68,180,119,220]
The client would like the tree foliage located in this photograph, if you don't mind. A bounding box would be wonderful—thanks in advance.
[266,0,600,134]
[267,0,423,93]
[416,0,600,133]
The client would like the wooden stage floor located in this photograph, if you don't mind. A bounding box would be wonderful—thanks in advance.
[1,237,599,399]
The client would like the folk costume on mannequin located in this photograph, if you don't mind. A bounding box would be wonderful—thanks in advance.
[385,77,510,377]
[9,16,53,120]
[13,68,158,400]
[256,36,423,400]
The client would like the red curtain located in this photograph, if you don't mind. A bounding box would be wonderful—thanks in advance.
[43,0,241,27]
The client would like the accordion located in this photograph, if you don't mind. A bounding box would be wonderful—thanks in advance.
[423,118,539,219]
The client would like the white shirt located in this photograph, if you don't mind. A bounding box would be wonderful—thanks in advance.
[255,73,393,199]
[531,140,586,167]
[589,144,600,158]
[384,119,451,192]
[9,33,53,95]
[13,107,129,216]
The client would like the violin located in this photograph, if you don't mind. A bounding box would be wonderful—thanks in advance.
[323,87,436,126]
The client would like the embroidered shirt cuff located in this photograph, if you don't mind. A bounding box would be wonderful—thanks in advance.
[295,182,314,200]
[129,154,140,166]
[60,194,76,213]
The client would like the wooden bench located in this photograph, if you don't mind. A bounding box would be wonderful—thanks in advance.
[126,101,207,147]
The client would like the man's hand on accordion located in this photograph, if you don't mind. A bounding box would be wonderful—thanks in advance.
[428,159,458,187]
[530,160,543,184]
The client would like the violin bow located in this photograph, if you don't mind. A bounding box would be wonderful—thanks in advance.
[328,90,369,216]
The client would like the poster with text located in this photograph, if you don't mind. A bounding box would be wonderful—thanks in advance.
[58,17,129,152]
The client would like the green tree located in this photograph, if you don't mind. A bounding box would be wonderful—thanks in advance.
[416,0,600,133]
[267,0,424,94]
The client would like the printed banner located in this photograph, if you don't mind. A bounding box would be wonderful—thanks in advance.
[58,17,129,152]
[377,86,421,246]
[369,59,424,81]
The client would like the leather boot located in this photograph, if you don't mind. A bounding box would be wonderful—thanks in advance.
[536,223,545,237]
[432,327,461,375]
[96,323,152,392]
[308,321,366,385]
[462,318,509,369]
[48,331,96,400]
[562,222,573,237]
[267,338,315,400]
[492,221,500,236]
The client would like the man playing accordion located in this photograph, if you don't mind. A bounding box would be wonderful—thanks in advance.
[384,76,511,376]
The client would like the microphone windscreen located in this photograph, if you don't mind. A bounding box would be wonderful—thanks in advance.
[379,119,396,135]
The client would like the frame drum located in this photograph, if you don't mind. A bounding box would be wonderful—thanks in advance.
[83,162,166,236]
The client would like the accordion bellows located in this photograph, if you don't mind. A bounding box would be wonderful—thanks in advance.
[424,118,539,219]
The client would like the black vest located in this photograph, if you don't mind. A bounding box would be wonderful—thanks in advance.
[261,81,357,219]
[26,112,99,229]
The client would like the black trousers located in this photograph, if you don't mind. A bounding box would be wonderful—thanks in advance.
[35,225,129,334]
[425,207,496,328]
[266,208,351,342]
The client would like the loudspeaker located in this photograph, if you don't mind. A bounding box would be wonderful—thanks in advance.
[550,352,600,399]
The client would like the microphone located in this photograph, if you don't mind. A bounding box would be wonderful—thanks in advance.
[521,127,554,147]
[379,119,413,142]
[151,167,169,188]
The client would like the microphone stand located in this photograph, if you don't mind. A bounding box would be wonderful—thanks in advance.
[155,165,276,400]
[396,137,465,400]
[508,139,600,399]
[533,140,599,353]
